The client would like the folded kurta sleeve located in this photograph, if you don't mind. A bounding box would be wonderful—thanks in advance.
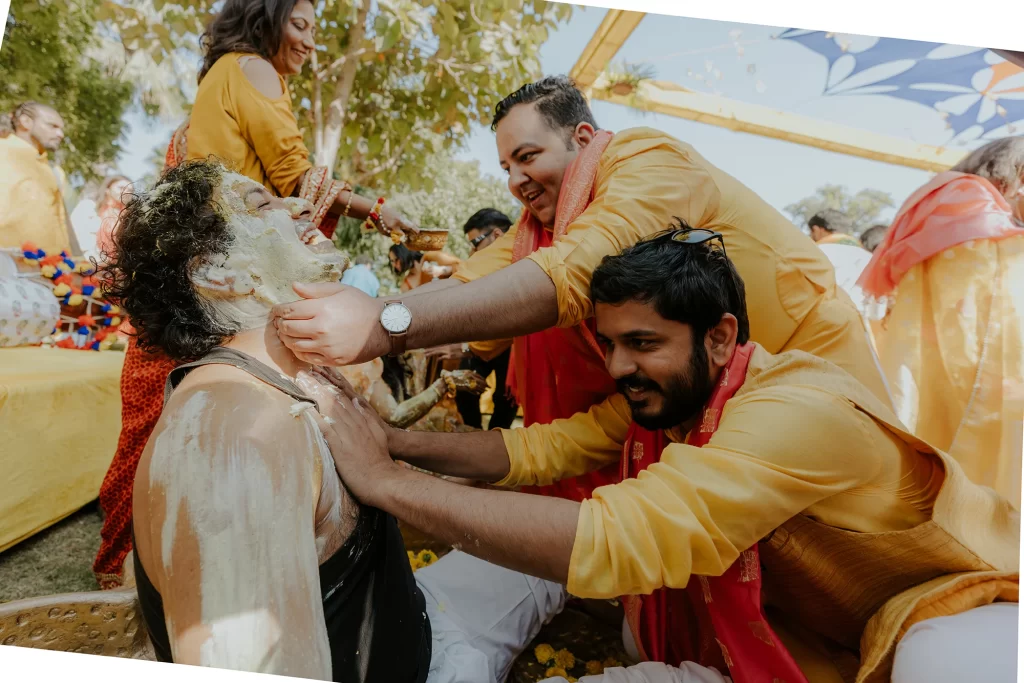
[567,386,885,599]
[527,130,722,328]
[497,393,633,488]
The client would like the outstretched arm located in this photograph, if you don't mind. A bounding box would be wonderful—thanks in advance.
[137,383,331,679]
[307,381,579,584]
[274,259,557,365]
[312,366,625,484]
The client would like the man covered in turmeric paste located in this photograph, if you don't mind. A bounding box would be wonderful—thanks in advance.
[273,75,891,505]
[105,160,565,682]
[310,226,1019,683]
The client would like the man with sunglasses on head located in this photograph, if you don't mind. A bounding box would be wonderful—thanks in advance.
[451,208,520,430]
[307,224,1019,683]
[273,75,892,504]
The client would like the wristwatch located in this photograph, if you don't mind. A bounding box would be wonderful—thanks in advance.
[380,301,413,357]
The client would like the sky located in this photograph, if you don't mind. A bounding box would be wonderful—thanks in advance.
[115,5,982,223]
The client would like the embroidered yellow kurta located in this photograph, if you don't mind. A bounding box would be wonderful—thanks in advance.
[0,135,71,254]
[455,127,889,403]
[187,53,312,197]
[498,344,1018,681]
[873,236,1024,508]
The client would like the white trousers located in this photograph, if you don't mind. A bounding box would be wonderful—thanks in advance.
[418,552,1016,683]
[891,602,1018,683]
[417,550,565,683]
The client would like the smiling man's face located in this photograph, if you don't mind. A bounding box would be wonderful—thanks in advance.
[496,103,582,229]
[596,299,716,431]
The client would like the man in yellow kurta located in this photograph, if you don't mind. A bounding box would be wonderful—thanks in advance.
[0,102,79,255]
[273,76,891,410]
[309,232,1018,683]
[809,208,864,247]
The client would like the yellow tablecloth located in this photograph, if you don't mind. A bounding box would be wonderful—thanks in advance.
[0,347,123,552]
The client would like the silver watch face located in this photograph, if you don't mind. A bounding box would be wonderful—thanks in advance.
[380,303,412,333]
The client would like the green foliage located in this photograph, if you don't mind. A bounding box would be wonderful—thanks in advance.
[0,0,135,182]
[334,154,521,294]
[783,184,895,236]
[293,0,573,185]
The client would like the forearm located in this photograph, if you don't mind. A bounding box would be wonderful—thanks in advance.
[329,188,376,220]
[376,465,578,584]
[386,277,461,300]
[389,379,446,429]
[389,425,511,482]
[402,259,558,348]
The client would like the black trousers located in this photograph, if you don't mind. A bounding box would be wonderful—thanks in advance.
[454,349,518,430]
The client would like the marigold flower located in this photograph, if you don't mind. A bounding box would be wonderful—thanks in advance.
[585,660,604,675]
[533,643,555,664]
[603,656,621,668]
[417,550,438,566]
[553,649,575,670]
[544,667,568,679]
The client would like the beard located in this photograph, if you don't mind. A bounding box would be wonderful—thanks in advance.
[617,343,714,431]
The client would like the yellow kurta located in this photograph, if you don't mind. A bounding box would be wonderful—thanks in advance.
[874,236,1024,508]
[498,345,1018,680]
[187,52,312,197]
[0,135,71,254]
[455,128,889,404]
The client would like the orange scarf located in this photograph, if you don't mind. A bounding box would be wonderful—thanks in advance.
[506,130,620,502]
[858,172,1022,298]
[619,342,807,683]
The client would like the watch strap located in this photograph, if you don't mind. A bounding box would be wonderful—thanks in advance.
[389,331,408,357]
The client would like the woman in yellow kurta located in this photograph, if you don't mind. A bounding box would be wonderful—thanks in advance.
[859,136,1024,508]
[184,0,416,237]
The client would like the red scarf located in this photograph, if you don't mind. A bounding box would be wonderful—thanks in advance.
[619,342,807,683]
[506,130,621,502]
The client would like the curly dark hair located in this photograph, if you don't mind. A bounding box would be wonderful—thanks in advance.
[198,0,306,83]
[99,160,238,361]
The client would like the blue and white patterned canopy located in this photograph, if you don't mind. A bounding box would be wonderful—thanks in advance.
[777,29,1024,145]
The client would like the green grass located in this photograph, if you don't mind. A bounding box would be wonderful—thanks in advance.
[0,502,103,604]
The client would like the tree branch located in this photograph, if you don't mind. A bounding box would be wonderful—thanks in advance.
[355,134,412,185]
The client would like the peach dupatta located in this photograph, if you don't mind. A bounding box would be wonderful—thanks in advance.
[858,172,1021,298]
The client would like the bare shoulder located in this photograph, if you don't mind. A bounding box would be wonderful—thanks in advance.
[135,371,323,576]
[239,56,284,99]
[146,367,320,479]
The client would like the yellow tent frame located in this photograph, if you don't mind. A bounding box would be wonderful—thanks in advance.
[569,10,966,172]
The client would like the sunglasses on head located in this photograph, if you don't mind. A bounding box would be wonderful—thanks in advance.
[643,227,727,256]
[470,229,495,248]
